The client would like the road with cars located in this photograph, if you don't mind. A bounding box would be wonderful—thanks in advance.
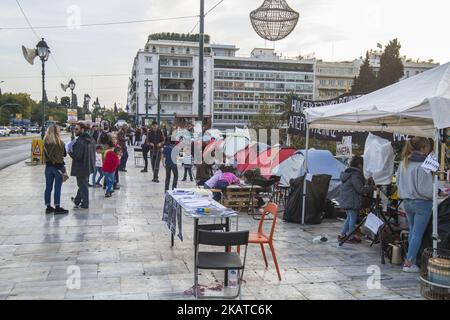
[0,133,70,170]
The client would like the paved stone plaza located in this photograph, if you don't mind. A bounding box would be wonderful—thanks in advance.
[0,149,422,300]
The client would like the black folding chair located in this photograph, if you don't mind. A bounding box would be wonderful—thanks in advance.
[194,230,249,299]
[247,175,280,220]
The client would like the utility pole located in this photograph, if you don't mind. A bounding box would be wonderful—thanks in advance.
[144,79,150,126]
[157,58,161,125]
[198,0,205,132]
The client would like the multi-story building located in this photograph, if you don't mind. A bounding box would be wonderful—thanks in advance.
[313,51,439,100]
[314,60,362,100]
[127,34,214,126]
[212,48,315,129]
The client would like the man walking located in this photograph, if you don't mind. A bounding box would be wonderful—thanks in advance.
[69,122,96,209]
[147,121,165,182]
[117,124,129,172]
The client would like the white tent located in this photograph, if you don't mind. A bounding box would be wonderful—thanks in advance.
[304,62,450,248]
[305,62,450,137]
[272,149,346,186]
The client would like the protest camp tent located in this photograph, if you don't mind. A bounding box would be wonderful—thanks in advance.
[272,149,346,190]
[304,62,450,247]
[244,146,296,177]
[222,134,250,158]
[235,142,270,173]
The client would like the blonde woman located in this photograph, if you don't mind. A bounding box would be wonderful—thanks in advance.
[43,125,69,214]
[397,137,433,272]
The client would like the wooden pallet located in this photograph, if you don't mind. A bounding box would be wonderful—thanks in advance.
[223,187,258,212]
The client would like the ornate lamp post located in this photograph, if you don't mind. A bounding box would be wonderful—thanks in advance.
[68,79,76,140]
[250,0,299,41]
[22,38,50,139]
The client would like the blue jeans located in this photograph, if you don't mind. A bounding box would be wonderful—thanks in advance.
[341,209,359,236]
[103,172,115,194]
[74,176,89,208]
[120,148,128,170]
[92,167,103,185]
[44,165,63,207]
[404,199,432,264]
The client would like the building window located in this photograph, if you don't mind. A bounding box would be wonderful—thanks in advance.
[145,56,152,63]
[145,68,152,75]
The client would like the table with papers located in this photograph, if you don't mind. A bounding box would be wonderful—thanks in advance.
[162,189,239,247]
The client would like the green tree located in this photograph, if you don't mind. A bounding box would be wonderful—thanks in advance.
[351,52,377,94]
[0,92,35,125]
[377,38,404,89]
[249,103,283,143]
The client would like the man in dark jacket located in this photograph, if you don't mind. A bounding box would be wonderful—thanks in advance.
[70,122,96,209]
[147,121,165,182]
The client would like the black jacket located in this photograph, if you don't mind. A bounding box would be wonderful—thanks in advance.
[337,167,366,210]
[70,133,96,177]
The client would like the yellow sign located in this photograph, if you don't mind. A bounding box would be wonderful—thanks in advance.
[16,113,22,120]
[67,109,78,123]
[48,116,54,121]
[31,139,44,163]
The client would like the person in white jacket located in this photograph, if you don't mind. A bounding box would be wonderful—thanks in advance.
[397,137,433,273]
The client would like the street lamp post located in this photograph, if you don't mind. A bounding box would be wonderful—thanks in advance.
[68,79,76,140]
[22,38,50,139]
[36,39,50,139]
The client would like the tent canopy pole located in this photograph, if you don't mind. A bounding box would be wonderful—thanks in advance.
[302,122,310,225]
[432,128,440,249]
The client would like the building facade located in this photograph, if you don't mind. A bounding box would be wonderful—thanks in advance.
[128,37,439,128]
[212,48,315,129]
[127,35,214,126]
[314,60,362,100]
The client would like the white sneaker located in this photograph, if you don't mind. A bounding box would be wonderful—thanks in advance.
[402,264,420,273]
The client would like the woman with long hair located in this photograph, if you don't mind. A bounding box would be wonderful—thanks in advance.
[397,137,433,272]
[43,125,69,214]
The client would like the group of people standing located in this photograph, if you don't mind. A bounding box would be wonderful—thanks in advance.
[43,122,131,214]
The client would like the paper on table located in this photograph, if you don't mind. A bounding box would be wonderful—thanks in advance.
[364,213,384,234]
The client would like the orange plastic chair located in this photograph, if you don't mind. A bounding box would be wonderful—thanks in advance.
[239,202,281,280]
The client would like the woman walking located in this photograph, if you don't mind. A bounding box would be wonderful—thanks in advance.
[397,137,433,272]
[43,125,69,214]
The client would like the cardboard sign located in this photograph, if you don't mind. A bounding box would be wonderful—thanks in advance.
[421,153,440,174]
[67,109,78,123]
[336,136,352,157]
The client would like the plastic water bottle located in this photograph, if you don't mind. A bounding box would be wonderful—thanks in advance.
[228,269,238,288]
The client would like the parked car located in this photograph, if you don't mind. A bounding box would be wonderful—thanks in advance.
[0,126,11,136]
[9,126,20,134]
[28,126,40,133]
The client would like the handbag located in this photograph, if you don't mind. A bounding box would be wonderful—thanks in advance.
[58,169,69,182]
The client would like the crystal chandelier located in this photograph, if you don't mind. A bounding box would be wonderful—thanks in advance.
[250,0,300,41]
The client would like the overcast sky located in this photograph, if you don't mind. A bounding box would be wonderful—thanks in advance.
[1,0,449,108]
